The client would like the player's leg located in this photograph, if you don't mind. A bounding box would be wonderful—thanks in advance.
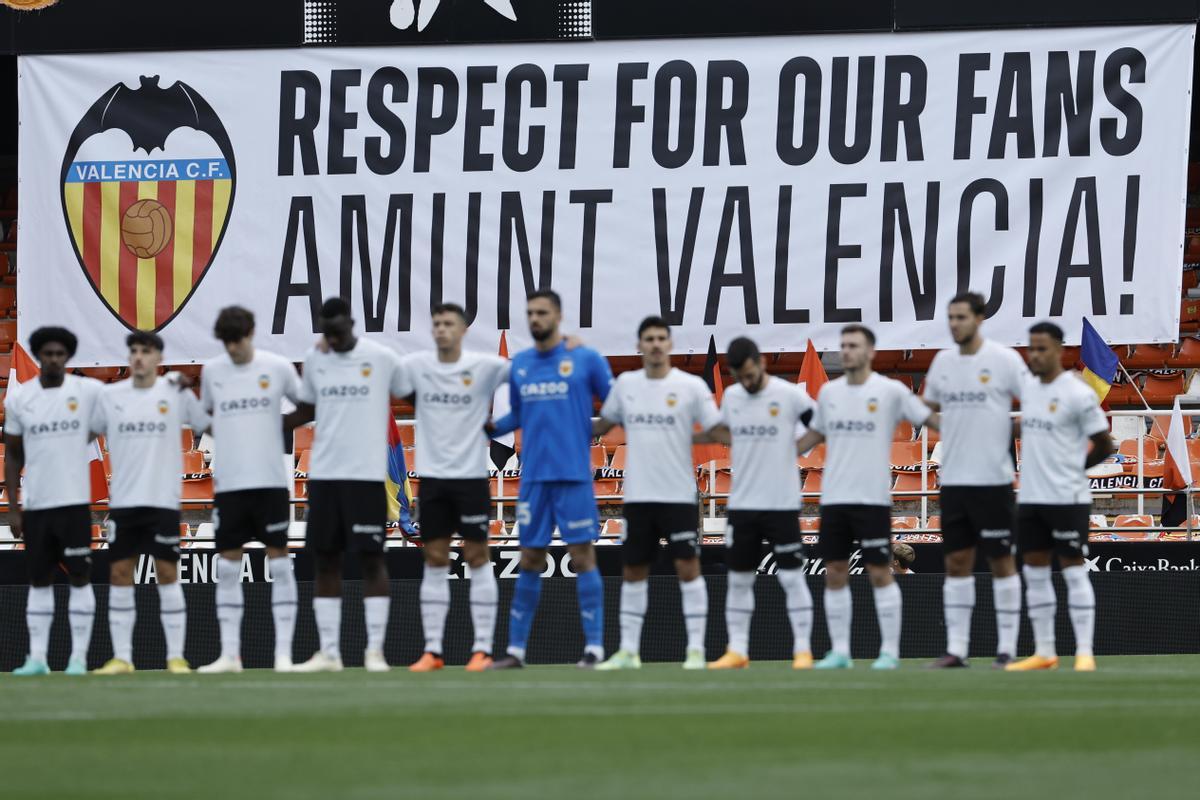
[666,504,707,669]
[597,504,655,671]
[1007,505,1057,671]
[200,494,248,673]
[260,489,297,671]
[62,507,96,676]
[978,487,1020,667]
[152,511,189,673]
[458,479,497,671]
[709,511,758,669]
[13,511,56,675]
[1054,505,1096,671]
[858,508,902,669]
[355,481,392,672]
[462,537,498,671]
[556,481,605,668]
[930,487,976,668]
[94,512,138,675]
[411,480,455,672]
[294,481,346,672]
[490,484,551,669]
[770,512,813,669]
[815,507,853,670]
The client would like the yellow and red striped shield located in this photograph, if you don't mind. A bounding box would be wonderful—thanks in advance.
[59,77,236,332]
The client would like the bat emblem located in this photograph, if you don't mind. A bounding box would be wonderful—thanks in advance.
[59,76,236,332]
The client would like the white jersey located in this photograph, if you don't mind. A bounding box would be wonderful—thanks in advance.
[4,374,104,510]
[92,377,210,510]
[397,350,510,479]
[924,339,1026,486]
[721,376,815,511]
[201,350,302,493]
[297,337,407,482]
[1018,372,1109,505]
[810,373,931,506]
[600,368,721,504]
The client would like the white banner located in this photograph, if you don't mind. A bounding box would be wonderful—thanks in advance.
[16,25,1195,365]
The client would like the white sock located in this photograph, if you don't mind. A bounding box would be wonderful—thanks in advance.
[68,584,96,665]
[26,586,54,663]
[1063,565,1095,657]
[419,565,450,655]
[1023,565,1057,658]
[725,571,756,656]
[824,585,852,657]
[679,576,708,656]
[108,585,136,663]
[618,580,649,656]
[158,581,187,661]
[469,562,498,655]
[269,556,298,661]
[215,557,243,660]
[993,573,1022,658]
[776,568,814,655]
[364,596,390,653]
[314,597,342,659]
[943,575,976,659]
[873,581,903,659]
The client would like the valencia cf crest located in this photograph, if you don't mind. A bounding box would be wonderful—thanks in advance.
[768,401,780,418]
[258,374,271,390]
[867,398,879,413]
[978,368,992,384]
[59,76,236,333]
[361,362,373,378]
[66,396,79,413]
[665,392,678,408]
[462,370,474,387]
[558,359,574,377]
[157,400,170,415]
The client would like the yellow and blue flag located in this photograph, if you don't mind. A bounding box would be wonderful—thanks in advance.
[1080,318,1120,401]
[386,416,417,536]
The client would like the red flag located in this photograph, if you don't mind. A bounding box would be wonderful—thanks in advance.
[6,343,108,503]
[797,339,828,400]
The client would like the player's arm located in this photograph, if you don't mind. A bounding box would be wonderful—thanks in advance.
[593,417,617,436]
[923,411,941,431]
[795,428,824,455]
[595,373,624,437]
[488,369,522,436]
[694,424,731,445]
[1085,431,1115,469]
[3,433,24,539]
[287,355,319,431]
[588,349,614,403]
[184,387,213,436]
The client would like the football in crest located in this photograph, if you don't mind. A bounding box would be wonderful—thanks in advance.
[121,199,173,258]
[258,374,271,390]
[558,359,573,377]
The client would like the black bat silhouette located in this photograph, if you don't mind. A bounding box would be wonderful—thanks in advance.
[61,75,236,167]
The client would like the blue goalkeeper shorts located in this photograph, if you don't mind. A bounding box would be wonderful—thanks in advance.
[516,480,599,548]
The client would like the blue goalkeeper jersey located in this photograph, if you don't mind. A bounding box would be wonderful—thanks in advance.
[492,341,613,483]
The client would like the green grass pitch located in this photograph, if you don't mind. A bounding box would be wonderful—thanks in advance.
[1,656,1196,799]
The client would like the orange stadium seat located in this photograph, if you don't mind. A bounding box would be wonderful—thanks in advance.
[600,425,626,449]
[1180,298,1200,332]
[0,286,14,317]
[796,443,825,471]
[180,429,195,452]
[1118,438,1160,461]
[801,470,823,497]
[799,517,820,532]
[590,444,607,471]
[1112,514,1156,541]
[899,349,936,372]
[1168,337,1200,368]
[593,479,622,503]
[1125,344,1171,370]
[1104,375,1142,407]
[90,524,104,550]
[293,425,314,453]
[699,470,731,497]
[488,519,507,539]
[182,450,207,474]
[0,320,15,352]
[1142,371,1186,405]
[891,516,919,530]
[396,423,415,448]
[693,443,729,467]
[609,445,627,473]
[0,352,10,384]
[1151,414,1193,443]
[926,515,941,531]
[893,472,937,495]
[893,420,914,441]
[889,441,923,470]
